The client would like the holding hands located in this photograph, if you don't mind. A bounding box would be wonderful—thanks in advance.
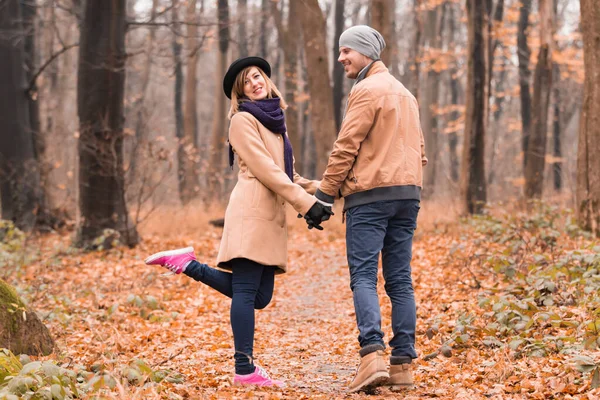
[298,189,336,230]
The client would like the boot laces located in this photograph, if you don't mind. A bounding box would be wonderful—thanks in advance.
[255,365,270,379]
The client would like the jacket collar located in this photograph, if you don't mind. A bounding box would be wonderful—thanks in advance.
[365,61,387,79]
[356,60,387,84]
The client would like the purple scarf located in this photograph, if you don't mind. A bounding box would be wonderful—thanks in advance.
[229,97,294,181]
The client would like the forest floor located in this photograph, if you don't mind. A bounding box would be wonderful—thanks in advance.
[2,201,600,399]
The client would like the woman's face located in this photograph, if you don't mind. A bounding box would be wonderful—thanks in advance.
[243,67,268,101]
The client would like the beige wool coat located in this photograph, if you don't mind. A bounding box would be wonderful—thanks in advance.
[216,111,318,274]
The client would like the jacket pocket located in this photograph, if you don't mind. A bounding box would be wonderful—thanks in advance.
[249,179,278,221]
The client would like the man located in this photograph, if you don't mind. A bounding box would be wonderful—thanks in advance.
[313,25,427,392]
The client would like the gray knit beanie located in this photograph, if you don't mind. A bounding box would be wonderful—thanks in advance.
[339,25,386,60]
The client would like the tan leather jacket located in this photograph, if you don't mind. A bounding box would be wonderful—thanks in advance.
[319,62,427,209]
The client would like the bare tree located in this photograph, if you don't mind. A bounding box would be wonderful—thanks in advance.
[410,0,423,101]
[298,0,337,176]
[271,0,303,173]
[461,0,488,214]
[171,0,186,205]
[524,0,554,199]
[447,1,461,184]
[577,0,600,236]
[518,0,532,170]
[370,0,394,66]
[421,5,446,195]
[238,0,248,57]
[333,0,346,131]
[179,0,200,204]
[0,0,41,230]
[76,0,138,246]
[209,0,229,199]
[128,0,159,185]
[486,0,505,185]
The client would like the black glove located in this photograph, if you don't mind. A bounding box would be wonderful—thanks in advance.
[303,202,334,230]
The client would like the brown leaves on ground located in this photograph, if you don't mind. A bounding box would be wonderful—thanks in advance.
[4,202,600,399]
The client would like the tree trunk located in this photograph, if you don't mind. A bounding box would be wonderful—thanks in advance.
[298,0,337,176]
[576,0,600,236]
[486,0,505,186]
[448,2,460,184]
[518,0,532,170]
[171,0,185,206]
[178,0,200,204]
[552,62,562,191]
[271,0,303,173]
[422,6,445,195]
[333,0,345,131]
[260,0,268,57]
[129,0,159,183]
[524,0,553,199]
[0,278,54,356]
[461,0,488,214]
[0,0,41,231]
[370,0,393,66]
[238,0,248,57]
[410,0,423,101]
[209,0,229,200]
[76,0,138,247]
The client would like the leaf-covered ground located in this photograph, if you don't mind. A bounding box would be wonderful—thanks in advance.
[2,203,600,399]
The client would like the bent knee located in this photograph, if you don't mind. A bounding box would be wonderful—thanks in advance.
[254,298,272,310]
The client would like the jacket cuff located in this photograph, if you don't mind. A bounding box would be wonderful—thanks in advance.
[315,188,335,204]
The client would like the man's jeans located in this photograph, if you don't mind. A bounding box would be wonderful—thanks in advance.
[346,199,419,358]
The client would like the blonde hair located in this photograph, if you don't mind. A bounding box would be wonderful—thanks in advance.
[228,66,288,119]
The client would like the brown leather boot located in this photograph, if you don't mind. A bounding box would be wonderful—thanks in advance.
[388,357,414,391]
[348,344,389,393]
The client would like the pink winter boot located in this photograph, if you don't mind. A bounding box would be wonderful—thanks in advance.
[233,365,285,388]
[144,247,196,274]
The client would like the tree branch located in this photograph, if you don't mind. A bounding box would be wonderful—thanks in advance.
[27,43,78,95]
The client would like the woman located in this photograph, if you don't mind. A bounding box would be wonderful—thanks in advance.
[145,57,333,387]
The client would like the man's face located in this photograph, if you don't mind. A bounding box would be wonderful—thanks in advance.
[338,47,371,79]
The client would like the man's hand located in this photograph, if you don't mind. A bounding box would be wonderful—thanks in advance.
[302,202,334,230]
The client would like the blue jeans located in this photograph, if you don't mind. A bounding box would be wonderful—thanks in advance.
[185,258,275,374]
[346,199,419,358]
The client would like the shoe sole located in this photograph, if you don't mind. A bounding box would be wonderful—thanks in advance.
[348,372,389,393]
[144,247,194,264]
[389,383,414,391]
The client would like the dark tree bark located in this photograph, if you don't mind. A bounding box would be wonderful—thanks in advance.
[129,0,159,184]
[172,0,185,204]
[552,63,561,191]
[76,0,138,247]
[524,0,553,199]
[0,0,41,231]
[461,0,488,214]
[209,0,229,199]
[260,0,268,57]
[422,5,445,195]
[576,0,600,236]
[518,0,532,170]
[238,0,248,57]
[271,0,303,173]
[447,2,460,184]
[180,0,200,204]
[298,0,337,176]
[486,0,505,186]
[370,0,394,66]
[410,0,423,101]
[333,0,345,131]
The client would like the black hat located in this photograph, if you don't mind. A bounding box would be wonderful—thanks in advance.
[223,56,271,99]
